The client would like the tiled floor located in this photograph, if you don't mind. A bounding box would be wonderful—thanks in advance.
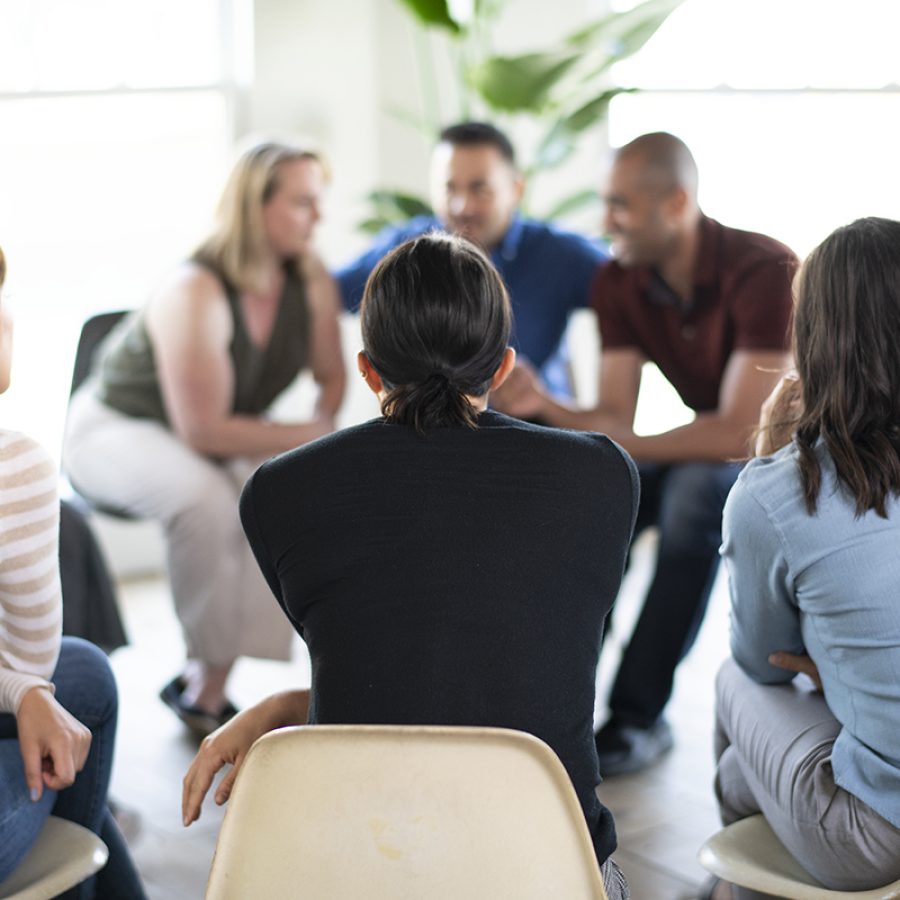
[108,531,731,899]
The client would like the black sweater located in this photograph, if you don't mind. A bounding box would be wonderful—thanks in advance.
[240,411,639,864]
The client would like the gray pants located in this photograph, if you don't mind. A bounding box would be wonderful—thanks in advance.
[64,390,293,667]
[715,658,900,897]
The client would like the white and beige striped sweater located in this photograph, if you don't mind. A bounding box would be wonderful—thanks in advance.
[0,430,62,714]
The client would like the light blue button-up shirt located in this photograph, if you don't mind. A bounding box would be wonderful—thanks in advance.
[722,441,900,828]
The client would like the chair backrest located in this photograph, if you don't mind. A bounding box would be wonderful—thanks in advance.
[63,310,135,518]
[0,816,108,900]
[205,725,609,900]
[69,310,129,398]
[698,814,900,899]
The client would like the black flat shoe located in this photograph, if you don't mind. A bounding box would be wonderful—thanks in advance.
[159,675,239,738]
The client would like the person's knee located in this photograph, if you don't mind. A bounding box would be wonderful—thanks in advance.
[0,760,54,881]
[715,744,756,826]
[168,467,240,536]
[714,657,744,715]
[715,656,741,691]
[52,637,118,728]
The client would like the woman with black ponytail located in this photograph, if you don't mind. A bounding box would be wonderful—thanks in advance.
[183,233,638,899]
[358,232,515,431]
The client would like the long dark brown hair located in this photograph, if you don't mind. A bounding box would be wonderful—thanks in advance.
[794,217,900,516]
[360,233,511,433]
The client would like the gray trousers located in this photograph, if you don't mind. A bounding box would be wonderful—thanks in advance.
[64,390,293,667]
[715,658,900,898]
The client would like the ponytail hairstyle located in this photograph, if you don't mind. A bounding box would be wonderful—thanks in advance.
[793,217,900,517]
[360,232,512,433]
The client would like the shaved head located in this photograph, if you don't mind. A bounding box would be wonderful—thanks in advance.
[602,132,701,267]
[615,132,699,203]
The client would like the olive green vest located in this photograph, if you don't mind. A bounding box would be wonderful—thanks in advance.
[93,260,311,425]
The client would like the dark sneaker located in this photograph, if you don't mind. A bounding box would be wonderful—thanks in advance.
[594,718,673,776]
[159,675,239,738]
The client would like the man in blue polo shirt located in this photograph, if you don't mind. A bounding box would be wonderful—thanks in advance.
[336,121,606,398]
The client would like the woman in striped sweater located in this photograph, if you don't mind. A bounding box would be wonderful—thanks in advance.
[0,247,145,897]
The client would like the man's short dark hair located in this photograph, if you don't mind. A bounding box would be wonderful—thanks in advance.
[438,122,516,166]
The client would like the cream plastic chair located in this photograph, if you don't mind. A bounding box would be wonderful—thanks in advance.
[205,725,609,900]
[699,814,900,899]
[0,816,108,900]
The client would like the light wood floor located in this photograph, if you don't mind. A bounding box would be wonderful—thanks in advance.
[109,532,729,899]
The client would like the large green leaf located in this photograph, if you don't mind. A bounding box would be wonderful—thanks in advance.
[566,10,622,49]
[397,0,462,33]
[540,188,601,223]
[556,89,628,134]
[358,216,396,236]
[566,0,681,55]
[469,49,583,112]
[473,0,505,19]
[611,7,681,59]
[367,190,434,221]
[533,89,630,172]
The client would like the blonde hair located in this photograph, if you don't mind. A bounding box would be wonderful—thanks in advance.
[194,141,324,294]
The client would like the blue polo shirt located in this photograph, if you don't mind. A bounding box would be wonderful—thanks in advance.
[335,215,607,397]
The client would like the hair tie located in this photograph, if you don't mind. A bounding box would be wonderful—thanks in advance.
[428,370,453,388]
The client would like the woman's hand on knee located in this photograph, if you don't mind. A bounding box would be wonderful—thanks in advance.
[16,686,92,800]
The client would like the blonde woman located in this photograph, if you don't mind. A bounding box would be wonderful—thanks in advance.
[64,142,346,735]
[0,247,146,896]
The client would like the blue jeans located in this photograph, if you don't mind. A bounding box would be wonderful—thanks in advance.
[606,461,742,728]
[0,637,146,898]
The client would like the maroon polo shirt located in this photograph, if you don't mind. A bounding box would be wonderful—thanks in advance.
[592,215,797,412]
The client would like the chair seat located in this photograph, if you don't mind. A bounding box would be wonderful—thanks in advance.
[698,814,900,899]
[0,816,108,900]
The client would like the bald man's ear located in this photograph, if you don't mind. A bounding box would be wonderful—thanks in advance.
[665,186,690,220]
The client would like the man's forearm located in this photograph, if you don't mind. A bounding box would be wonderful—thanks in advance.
[613,413,755,463]
[535,395,627,435]
[539,394,754,463]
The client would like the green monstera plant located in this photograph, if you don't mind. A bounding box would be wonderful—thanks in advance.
[362,0,682,233]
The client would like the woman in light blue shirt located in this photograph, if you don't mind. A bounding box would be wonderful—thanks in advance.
[715,217,900,897]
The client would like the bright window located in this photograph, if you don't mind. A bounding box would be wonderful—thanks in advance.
[0,0,248,457]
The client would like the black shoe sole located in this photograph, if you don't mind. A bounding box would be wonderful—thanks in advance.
[159,675,238,738]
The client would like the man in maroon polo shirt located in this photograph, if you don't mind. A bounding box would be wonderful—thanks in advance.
[495,132,797,775]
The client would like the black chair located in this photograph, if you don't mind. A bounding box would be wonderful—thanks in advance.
[69,310,129,397]
[61,310,134,652]
[64,309,133,519]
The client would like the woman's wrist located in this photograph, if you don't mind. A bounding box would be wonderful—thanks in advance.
[11,679,55,716]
